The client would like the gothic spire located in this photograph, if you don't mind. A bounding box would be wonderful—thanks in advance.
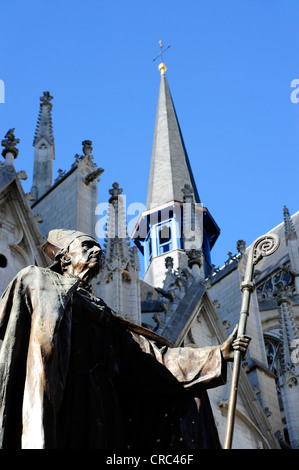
[31,92,55,201]
[146,65,200,210]
[33,92,54,146]
[98,183,141,324]
[104,182,131,266]
[283,206,297,245]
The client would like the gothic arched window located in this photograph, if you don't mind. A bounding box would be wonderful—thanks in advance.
[265,334,283,376]
[264,334,284,409]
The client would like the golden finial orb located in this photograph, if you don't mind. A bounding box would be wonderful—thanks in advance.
[158,62,167,74]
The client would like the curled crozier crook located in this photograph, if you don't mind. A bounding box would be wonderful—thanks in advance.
[223,232,280,449]
[252,233,280,266]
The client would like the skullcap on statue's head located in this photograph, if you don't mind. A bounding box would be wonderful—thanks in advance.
[42,229,99,262]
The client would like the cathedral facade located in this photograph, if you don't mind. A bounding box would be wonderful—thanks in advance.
[0,61,298,449]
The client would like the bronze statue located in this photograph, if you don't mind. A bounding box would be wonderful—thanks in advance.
[0,229,250,449]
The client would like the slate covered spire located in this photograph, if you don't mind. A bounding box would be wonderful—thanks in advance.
[132,58,220,284]
[146,67,200,210]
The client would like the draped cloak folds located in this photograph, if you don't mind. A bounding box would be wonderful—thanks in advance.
[0,266,227,449]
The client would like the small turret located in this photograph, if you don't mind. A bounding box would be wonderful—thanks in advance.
[97,183,141,324]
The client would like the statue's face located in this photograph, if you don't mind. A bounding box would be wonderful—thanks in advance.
[67,236,101,279]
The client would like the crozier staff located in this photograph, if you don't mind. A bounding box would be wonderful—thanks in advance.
[0,229,250,449]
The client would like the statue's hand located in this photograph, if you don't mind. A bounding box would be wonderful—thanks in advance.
[220,325,251,362]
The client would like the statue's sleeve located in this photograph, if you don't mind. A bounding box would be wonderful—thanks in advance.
[131,333,227,389]
[159,344,226,389]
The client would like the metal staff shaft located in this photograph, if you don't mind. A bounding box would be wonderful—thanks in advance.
[223,233,280,449]
[223,281,253,449]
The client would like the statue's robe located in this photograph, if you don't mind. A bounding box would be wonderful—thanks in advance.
[0,266,226,449]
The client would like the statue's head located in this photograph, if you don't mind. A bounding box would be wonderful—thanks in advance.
[42,229,102,285]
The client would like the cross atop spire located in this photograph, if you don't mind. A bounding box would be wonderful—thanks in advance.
[40,91,53,105]
[153,40,171,74]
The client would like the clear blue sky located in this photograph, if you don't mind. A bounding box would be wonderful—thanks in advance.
[1,0,298,273]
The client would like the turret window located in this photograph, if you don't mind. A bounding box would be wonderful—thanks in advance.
[147,233,152,261]
[157,222,172,254]
[143,208,183,271]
